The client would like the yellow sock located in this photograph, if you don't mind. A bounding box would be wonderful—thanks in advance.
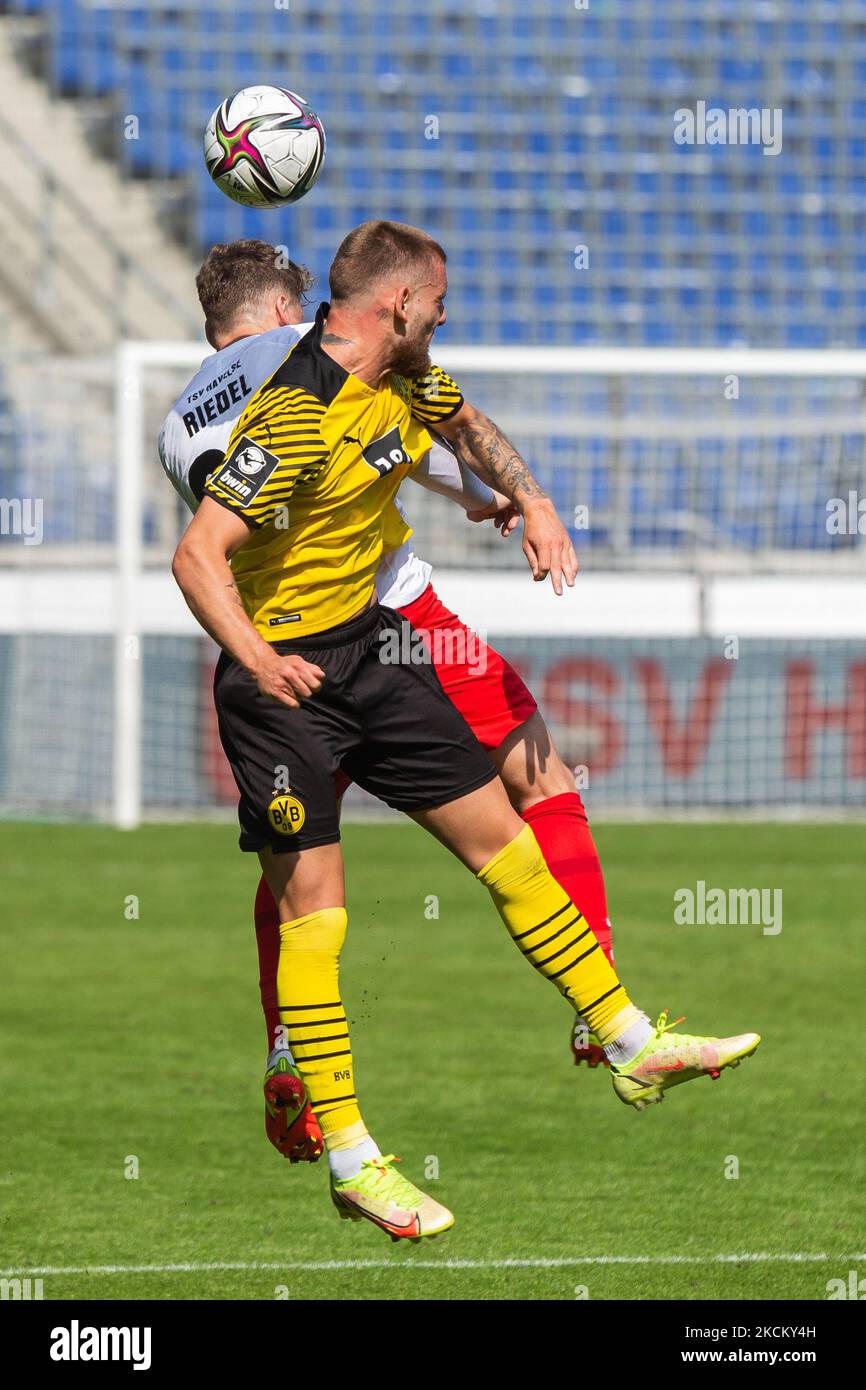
[277,907,364,1140]
[477,825,634,1038]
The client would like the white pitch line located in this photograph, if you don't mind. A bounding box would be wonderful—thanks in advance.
[2,1253,863,1277]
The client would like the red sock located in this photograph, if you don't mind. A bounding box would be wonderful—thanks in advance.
[254,875,282,1052]
[521,792,614,965]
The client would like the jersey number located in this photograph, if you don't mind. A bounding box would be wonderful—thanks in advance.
[362,425,411,479]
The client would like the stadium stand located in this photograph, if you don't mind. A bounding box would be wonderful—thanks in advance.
[2,0,866,349]
[0,0,864,560]
[0,1,863,821]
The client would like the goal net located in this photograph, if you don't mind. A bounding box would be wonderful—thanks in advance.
[0,343,864,826]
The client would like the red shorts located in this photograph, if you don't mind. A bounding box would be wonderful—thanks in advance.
[396,583,537,749]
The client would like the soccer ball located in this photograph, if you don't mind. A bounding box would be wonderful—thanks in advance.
[204,85,326,209]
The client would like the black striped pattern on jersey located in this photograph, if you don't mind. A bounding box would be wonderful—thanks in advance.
[206,387,328,526]
[408,364,464,423]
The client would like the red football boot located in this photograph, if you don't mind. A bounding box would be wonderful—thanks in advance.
[264,1054,324,1163]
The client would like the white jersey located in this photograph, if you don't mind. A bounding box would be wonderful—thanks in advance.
[159,325,306,513]
[158,325,492,612]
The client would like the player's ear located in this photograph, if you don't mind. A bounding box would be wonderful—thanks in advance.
[394,286,412,326]
[275,293,301,327]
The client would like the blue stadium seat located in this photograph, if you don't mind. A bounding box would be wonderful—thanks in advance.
[6,0,862,440]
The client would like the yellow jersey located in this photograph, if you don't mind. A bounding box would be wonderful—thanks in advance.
[204,303,464,638]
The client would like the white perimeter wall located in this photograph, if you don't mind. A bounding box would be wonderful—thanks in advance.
[0,569,864,638]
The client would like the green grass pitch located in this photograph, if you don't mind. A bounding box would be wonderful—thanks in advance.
[1,820,863,1302]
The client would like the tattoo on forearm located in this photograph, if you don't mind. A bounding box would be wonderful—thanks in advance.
[453,412,547,503]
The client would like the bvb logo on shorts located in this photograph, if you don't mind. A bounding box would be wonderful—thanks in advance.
[267,792,306,836]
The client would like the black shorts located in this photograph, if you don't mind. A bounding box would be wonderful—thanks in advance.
[214,601,498,853]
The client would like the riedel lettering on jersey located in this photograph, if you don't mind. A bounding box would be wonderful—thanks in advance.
[183,373,253,436]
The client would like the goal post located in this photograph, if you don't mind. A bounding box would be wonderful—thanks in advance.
[113,340,205,829]
[2,340,864,829]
